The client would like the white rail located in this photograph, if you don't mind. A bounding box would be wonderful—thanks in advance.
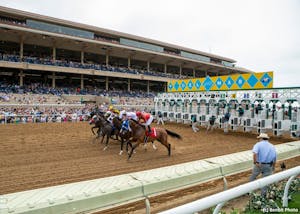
[159,166,300,214]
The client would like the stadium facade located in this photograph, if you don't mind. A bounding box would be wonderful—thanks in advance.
[0,6,251,93]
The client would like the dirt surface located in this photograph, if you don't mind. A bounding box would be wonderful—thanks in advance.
[0,122,297,197]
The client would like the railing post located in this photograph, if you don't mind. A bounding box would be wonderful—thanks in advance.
[282,175,296,207]
[145,197,151,214]
[213,168,228,214]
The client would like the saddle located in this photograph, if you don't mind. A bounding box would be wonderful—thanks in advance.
[145,127,157,138]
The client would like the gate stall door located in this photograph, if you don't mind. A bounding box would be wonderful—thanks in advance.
[191,100,198,113]
[218,100,227,116]
[209,99,217,116]
[168,100,176,120]
[168,100,176,112]
[176,99,183,113]
[199,100,206,115]
[156,100,162,113]
[228,100,238,116]
[162,100,167,111]
[183,99,189,113]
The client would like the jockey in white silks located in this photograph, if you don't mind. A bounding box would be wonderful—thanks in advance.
[105,111,114,124]
[119,110,138,121]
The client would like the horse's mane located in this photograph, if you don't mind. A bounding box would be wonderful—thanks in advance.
[114,117,122,122]
[98,115,112,127]
[130,119,145,129]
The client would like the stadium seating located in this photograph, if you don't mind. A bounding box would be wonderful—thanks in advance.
[0,53,183,79]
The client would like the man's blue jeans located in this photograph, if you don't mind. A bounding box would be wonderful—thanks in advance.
[250,163,273,196]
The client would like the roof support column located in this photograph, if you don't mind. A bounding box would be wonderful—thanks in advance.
[80,74,84,89]
[147,80,150,94]
[193,68,196,78]
[128,79,131,92]
[52,72,56,88]
[179,65,182,78]
[205,71,208,76]
[106,51,109,66]
[19,38,24,59]
[147,61,150,72]
[105,76,109,91]
[52,47,56,62]
[164,64,167,73]
[128,57,131,68]
[19,70,24,86]
[81,51,84,64]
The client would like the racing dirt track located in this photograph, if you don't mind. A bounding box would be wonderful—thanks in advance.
[0,122,298,196]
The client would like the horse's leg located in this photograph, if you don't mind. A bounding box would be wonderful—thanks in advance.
[103,132,110,151]
[119,138,124,155]
[160,141,171,156]
[126,140,131,154]
[158,133,171,156]
[115,130,119,141]
[96,128,101,139]
[100,133,105,144]
[143,136,149,151]
[91,127,96,135]
[151,141,157,150]
[128,141,140,160]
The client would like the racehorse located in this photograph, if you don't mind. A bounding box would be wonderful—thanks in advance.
[89,114,117,150]
[127,120,182,160]
[112,117,157,155]
[89,115,102,136]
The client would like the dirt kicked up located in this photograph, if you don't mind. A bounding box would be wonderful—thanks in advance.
[0,122,296,195]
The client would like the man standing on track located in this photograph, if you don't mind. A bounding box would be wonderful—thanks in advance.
[250,133,277,196]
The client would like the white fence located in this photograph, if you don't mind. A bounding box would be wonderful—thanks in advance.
[0,141,299,214]
[159,166,300,214]
[0,113,90,124]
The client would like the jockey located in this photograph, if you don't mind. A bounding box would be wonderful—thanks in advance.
[104,111,114,124]
[119,110,126,120]
[120,112,131,133]
[108,105,120,116]
[119,110,138,121]
[126,111,138,121]
[136,111,153,134]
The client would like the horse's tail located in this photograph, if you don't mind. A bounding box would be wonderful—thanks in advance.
[165,129,182,140]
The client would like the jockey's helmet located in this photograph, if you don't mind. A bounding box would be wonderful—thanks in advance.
[136,111,142,117]
[105,111,111,117]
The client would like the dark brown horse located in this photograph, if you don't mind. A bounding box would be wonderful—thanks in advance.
[89,115,102,136]
[113,117,157,155]
[89,115,118,150]
[127,120,181,159]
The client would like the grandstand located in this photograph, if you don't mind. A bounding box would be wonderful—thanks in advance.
[0,6,251,97]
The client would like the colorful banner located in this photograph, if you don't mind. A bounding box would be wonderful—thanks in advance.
[167,71,273,92]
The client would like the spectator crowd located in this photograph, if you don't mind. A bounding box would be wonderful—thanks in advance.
[0,53,184,79]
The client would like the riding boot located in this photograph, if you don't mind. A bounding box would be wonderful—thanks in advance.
[144,136,148,144]
[148,125,152,134]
